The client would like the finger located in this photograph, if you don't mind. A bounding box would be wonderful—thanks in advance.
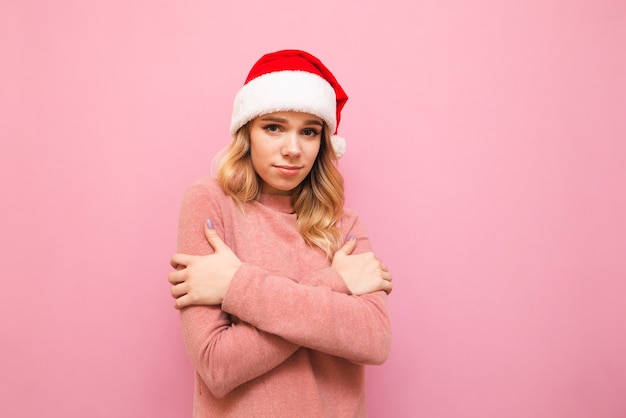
[174,294,193,310]
[170,253,191,269]
[204,219,228,252]
[170,282,187,299]
[168,270,185,285]
[382,271,392,282]
[336,234,357,256]
[380,262,389,272]
[383,281,393,295]
[170,263,185,271]
[377,275,393,294]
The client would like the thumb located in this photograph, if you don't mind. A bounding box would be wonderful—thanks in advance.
[336,234,357,256]
[204,219,227,252]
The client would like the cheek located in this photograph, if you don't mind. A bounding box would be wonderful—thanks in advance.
[249,150,265,173]
[249,139,268,163]
[306,140,322,159]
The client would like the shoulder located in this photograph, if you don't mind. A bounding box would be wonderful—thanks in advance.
[183,175,225,198]
[179,176,234,215]
[176,177,227,254]
[338,206,375,252]
[340,206,359,222]
[338,206,364,234]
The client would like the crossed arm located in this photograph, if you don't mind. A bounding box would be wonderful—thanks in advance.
[168,194,392,398]
[169,220,393,306]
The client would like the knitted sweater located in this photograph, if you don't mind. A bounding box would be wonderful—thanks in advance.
[176,176,392,417]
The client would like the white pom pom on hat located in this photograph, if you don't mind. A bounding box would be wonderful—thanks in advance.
[230,49,349,158]
[330,135,346,158]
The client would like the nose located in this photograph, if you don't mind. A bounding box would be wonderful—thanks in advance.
[282,131,301,157]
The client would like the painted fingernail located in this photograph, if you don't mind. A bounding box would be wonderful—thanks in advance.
[348,234,355,241]
[206,219,214,229]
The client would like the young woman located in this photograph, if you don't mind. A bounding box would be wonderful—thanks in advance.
[168,49,393,417]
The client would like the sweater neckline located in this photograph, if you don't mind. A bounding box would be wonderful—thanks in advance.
[257,194,295,214]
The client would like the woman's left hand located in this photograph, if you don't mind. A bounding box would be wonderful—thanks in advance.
[168,220,242,309]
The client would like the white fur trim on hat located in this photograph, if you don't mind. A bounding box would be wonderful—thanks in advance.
[230,70,337,136]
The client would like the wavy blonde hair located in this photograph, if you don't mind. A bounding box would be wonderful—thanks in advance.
[216,123,344,257]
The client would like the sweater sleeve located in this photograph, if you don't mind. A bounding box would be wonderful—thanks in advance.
[176,180,299,398]
[221,217,392,365]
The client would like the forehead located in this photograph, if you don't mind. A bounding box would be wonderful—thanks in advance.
[255,111,323,125]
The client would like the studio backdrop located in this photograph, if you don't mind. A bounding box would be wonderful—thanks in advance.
[1,1,625,417]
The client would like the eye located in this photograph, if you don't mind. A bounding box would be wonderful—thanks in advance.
[302,128,320,137]
[263,124,281,132]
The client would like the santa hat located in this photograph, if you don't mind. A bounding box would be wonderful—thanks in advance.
[230,49,348,158]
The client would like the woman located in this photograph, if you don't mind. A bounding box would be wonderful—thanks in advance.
[168,49,393,417]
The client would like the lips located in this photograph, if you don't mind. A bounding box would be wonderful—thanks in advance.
[274,165,301,176]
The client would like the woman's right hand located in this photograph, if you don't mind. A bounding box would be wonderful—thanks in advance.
[168,220,242,309]
[331,236,393,296]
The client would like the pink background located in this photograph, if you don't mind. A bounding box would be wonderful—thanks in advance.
[1,1,625,417]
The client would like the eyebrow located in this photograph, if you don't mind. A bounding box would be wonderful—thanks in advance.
[259,116,323,126]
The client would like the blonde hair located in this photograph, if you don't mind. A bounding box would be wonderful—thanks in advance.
[216,123,345,257]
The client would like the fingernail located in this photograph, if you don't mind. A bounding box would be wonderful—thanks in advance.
[348,234,355,241]
[206,219,214,229]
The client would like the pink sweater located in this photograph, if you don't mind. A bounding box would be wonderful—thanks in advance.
[176,177,392,417]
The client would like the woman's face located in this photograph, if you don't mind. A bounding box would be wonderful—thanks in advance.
[249,111,323,196]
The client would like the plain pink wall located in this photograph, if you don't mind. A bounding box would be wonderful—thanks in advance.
[1,1,625,417]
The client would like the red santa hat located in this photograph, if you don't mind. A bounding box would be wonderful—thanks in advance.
[230,49,348,158]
